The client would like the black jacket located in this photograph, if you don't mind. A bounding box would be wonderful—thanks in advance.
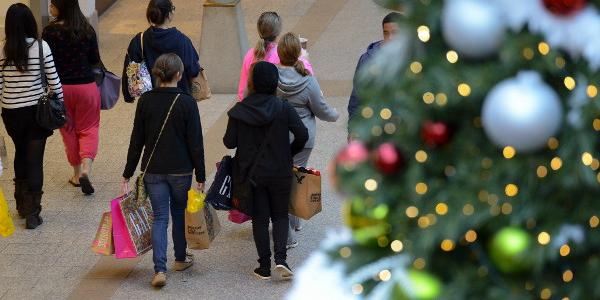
[223,94,308,182]
[123,87,206,182]
[122,27,200,102]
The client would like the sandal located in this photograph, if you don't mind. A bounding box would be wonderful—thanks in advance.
[79,175,95,195]
[68,179,81,187]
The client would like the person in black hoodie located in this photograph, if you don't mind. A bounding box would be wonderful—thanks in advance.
[122,53,205,288]
[224,61,308,281]
[121,0,200,102]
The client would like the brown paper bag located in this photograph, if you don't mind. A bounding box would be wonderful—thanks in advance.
[185,204,221,250]
[91,212,114,255]
[289,170,322,220]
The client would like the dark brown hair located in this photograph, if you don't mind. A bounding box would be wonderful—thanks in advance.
[3,3,38,72]
[277,32,310,77]
[254,12,281,60]
[147,0,174,26]
[152,53,184,85]
[50,0,95,39]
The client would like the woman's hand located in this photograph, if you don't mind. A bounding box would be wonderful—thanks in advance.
[121,177,131,195]
[197,181,205,193]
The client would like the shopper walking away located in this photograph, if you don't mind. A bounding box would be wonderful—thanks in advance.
[122,53,206,288]
[276,32,339,248]
[225,61,308,281]
[122,0,201,102]
[0,4,63,229]
[237,11,313,101]
[44,0,102,195]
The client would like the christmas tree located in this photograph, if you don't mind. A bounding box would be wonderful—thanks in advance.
[290,0,600,299]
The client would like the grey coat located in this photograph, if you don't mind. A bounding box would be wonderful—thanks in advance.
[277,66,339,148]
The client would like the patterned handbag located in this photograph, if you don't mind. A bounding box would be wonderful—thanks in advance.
[126,31,152,99]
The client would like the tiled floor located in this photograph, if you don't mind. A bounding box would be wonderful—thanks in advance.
[0,0,390,299]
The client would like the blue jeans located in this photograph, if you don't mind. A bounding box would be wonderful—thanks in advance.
[144,173,192,273]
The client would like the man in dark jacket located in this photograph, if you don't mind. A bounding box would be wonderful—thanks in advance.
[347,12,401,133]
[223,61,308,281]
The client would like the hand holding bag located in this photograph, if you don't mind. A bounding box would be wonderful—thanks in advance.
[35,39,67,130]
[113,94,181,258]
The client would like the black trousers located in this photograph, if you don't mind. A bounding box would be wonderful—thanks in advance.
[2,106,50,192]
[251,178,292,267]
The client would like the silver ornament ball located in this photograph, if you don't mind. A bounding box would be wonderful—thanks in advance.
[482,71,563,153]
[442,0,505,58]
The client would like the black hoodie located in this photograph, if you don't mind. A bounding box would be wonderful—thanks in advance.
[122,27,200,102]
[223,62,308,182]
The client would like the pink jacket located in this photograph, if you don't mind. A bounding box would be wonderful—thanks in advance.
[238,43,313,100]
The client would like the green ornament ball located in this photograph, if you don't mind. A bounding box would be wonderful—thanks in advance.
[489,227,532,274]
[394,270,442,300]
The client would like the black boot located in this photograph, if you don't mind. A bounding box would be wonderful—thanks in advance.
[13,178,27,218]
[22,191,43,229]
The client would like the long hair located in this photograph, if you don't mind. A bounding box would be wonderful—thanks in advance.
[50,0,95,39]
[254,12,281,61]
[2,3,38,72]
[277,32,310,77]
[146,0,174,26]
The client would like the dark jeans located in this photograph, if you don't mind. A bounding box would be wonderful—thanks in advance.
[1,107,50,193]
[252,179,292,267]
[144,173,192,273]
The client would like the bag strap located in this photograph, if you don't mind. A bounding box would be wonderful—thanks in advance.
[140,31,145,60]
[140,93,181,180]
[38,39,48,91]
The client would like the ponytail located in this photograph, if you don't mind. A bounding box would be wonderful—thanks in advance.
[254,39,267,61]
[254,12,281,61]
[277,32,310,77]
[293,60,310,77]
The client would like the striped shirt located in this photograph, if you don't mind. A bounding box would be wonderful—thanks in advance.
[0,38,63,109]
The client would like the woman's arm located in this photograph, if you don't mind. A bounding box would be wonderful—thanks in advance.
[185,100,206,183]
[307,77,339,122]
[123,98,146,178]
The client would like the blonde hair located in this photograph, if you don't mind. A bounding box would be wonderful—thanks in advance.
[277,32,310,77]
[254,12,281,60]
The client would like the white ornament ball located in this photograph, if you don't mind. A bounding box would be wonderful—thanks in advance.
[442,0,505,58]
[482,71,563,153]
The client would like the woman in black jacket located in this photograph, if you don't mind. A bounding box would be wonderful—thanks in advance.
[224,61,308,281]
[122,53,205,288]
[122,0,200,102]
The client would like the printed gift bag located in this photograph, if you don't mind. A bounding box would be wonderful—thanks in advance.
[289,167,322,220]
[186,204,221,250]
[111,193,153,259]
[91,212,114,255]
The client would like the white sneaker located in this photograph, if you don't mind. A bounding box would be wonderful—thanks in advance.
[274,264,293,281]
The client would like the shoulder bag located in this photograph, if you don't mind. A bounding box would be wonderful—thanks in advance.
[191,66,211,101]
[35,39,67,130]
[126,31,153,99]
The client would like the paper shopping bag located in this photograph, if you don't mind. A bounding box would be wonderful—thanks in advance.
[289,168,322,220]
[186,204,221,250]
[91,212,114,255]
[111,193,153,259]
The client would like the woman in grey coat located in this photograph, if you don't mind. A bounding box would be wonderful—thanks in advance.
[276,32,340,248]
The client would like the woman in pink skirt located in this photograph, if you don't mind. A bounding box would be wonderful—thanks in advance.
[43,0,101,195]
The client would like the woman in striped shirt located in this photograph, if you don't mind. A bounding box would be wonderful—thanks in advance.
[0,3,63,229]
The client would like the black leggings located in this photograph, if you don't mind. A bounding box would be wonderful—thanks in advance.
[13,138,47,192]
[252,179,292,267]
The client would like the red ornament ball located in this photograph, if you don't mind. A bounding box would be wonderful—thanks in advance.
[542,0,587,16]
[336,141,369,168]
[374,143,405,175]
[421,121,451,147]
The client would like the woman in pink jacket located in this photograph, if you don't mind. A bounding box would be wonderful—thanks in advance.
[237,11,313,101]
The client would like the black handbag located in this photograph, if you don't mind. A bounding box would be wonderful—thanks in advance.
[35,39,67,130]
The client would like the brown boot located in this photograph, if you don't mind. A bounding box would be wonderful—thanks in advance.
[22,191,43,229]
[13,179,27,218]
